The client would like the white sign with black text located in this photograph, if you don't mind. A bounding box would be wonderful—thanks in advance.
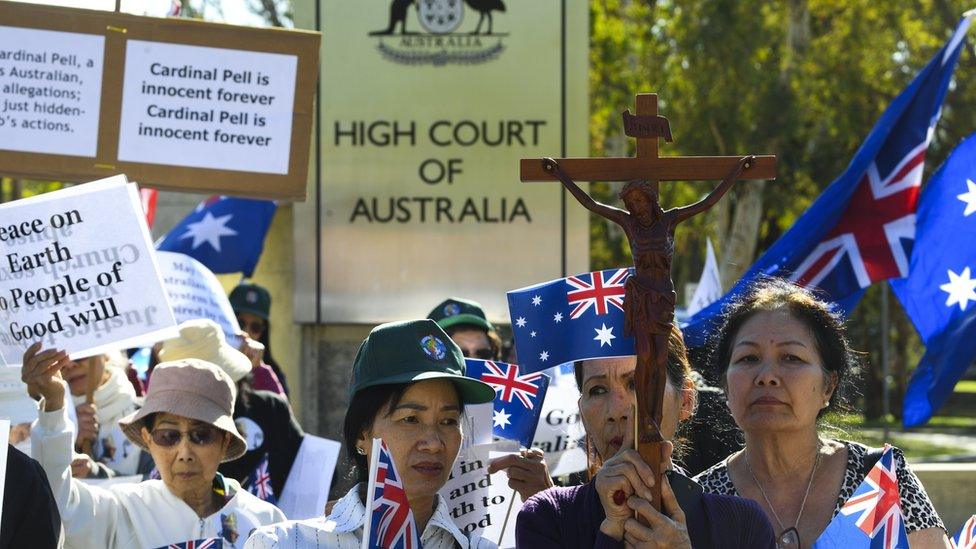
[117,41,297,174]
[0,176,176,366]
[0,25,104,157]
[441,440,521,548]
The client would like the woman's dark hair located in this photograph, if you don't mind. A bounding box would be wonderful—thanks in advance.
[706,277,859,417]
[342,382,463,482]
[573,324,691,392]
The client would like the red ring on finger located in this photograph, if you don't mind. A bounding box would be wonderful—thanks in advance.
[613,490,626,506]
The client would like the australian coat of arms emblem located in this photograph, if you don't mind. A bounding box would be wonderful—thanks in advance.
[369,0,507,66]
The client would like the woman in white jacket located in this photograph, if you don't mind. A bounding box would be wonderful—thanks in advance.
[23,343,285,549]
[63,350,153,478]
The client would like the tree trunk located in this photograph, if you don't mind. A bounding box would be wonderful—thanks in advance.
[718,183,766,289]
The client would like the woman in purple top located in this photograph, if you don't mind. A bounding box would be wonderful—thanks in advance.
[516,326,775,548]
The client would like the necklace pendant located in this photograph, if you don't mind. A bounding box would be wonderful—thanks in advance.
[777,527,799,549]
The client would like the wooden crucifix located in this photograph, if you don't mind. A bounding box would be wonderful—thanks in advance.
[521,93,776,512]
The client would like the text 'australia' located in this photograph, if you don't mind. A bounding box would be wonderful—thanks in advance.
[349,196,531,224]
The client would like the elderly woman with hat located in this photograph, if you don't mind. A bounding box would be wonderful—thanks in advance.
[160,319,304,501]
[246,319,497,548]
[23,342,284,548]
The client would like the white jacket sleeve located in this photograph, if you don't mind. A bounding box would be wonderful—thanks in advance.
[31,400,135,549]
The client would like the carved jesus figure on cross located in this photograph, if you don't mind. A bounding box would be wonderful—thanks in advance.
[543,153,753,430]
[522,93,776,511]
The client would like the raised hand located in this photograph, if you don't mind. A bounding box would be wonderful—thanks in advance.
[238,331,265,371]
[21,342,69,411]
[75,402,100,453]
[621,475,691,548]
[487,447,554,501]
[594,448,657,541]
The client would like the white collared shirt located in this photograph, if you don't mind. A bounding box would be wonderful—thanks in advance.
[245,483,496,549]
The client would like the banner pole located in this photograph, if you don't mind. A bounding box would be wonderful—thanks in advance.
[497,488,518,547]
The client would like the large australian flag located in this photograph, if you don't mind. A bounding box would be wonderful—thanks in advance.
[465,358,550,448]
[508,268,635,373]
[890,132,976,427]
[156,196,276,278]
[682,13,972,347]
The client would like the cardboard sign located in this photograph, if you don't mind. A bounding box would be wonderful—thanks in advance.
[440,440,521,549]
[0,2,319,200]
[277,434,341,520]
[155,251,241,348]
[0,176,176,366]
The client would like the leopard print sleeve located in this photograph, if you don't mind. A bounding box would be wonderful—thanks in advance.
[891,447,945,533]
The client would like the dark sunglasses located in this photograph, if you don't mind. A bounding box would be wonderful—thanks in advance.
[462,347,494,360]
[151,427,220,447]
[237,317,266,334]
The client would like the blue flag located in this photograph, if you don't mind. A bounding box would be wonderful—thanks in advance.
[952,514,976,548]
[157,196,276,277]
[813,445,908,549]
[464,359,550,447]
[890,132,976,427]
[682,14,971,347]
[507,268,634,373]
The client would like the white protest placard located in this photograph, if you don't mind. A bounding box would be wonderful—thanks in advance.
[531,364,587,477]
[277,434,341,520]
[117,41,298,175]
[440,440,521,548]
[0,176,177,366]
[155,251,241,348]
[0,26,105,157]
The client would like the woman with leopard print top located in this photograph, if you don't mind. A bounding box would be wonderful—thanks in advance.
[694,278,948,548]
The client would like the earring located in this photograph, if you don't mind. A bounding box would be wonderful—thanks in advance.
[356,446,366,455]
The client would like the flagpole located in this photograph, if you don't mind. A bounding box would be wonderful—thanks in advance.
[497,488,518,546]
[881,282,891,440]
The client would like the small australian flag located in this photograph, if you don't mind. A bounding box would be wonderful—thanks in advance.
[465,359,550,447]
[507,268,635,373]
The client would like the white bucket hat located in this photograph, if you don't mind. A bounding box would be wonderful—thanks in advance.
[159,319,251,383]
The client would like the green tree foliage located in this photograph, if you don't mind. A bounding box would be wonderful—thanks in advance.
[590,0,976,419]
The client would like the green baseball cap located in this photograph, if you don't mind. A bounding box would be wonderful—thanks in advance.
[427,297,494,332]
[229,283,271,320]
[349,319,495,405]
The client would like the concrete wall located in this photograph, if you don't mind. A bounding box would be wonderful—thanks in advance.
[913,463,976,535]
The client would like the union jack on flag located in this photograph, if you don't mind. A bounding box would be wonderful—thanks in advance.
[566,268,629,318]
[363,439,421,549]
[508,268,636,374]
[157,538,222,549]
[683,13,971,347]
[465,359,551,447]
[952,514,976,549]
[813,445,908,549]
[245,453,276,504]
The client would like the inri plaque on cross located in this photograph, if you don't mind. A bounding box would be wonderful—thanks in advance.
[521,93,776,511]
